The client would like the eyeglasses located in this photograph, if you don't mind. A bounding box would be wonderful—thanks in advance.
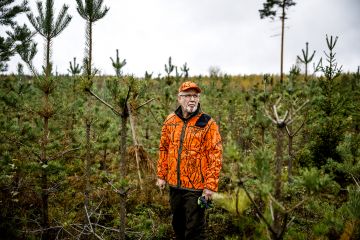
[179,94,200,100]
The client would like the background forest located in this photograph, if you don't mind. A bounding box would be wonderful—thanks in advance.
[1,0,360,240]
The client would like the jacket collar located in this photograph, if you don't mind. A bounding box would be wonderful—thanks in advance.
[175,103,201,121]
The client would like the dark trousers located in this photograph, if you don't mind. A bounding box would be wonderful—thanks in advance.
[169,187,206,240]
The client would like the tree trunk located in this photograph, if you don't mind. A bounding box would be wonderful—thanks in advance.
[280,1,285,84]
[41,115,49,240]
[46,38,51,75]
[272,126,285,237]
[127,103,143,190]
[287,127,294,183]
[88,21,93,75]
[119,112,128,240]
[84,120,91,224]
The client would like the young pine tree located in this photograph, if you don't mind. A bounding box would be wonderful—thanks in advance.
[26,0,71,238]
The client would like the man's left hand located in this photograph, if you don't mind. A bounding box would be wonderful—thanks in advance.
[203,189,215,201]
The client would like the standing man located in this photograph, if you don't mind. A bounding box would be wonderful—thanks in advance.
[156,81,222,239]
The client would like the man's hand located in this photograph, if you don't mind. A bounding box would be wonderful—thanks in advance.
[203,188,215,201]
[156,178,166,190]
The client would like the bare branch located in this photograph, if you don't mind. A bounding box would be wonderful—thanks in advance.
[275,96,282,106]
[84,205,104,240]
[273,104,280,122]
[291,120,306,137]
[48,147,80,161]
[265,108,277,124]
[282,110,289,124]
[88,89,120,116]
[292,99,309,117]
[285,125,291,136]
[239,181,277,237]
[269,193,286,213]
[287,198,307,213]
[134,98,155,111]
[149,107,162,126]
[127,102,143,190]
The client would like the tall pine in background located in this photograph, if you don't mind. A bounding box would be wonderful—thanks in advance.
[259,0,296,84]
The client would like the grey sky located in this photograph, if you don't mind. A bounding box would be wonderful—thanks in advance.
[4,0,360,77]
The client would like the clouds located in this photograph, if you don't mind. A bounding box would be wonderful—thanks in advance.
[4,0,360,76]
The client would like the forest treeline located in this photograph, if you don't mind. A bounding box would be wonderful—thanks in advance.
[1,0,360,240]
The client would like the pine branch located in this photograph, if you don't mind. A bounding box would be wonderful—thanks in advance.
[87,89,120,116]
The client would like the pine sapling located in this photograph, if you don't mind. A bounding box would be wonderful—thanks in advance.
[297,42,316,82]
[110,49,127,77]
[164,56,174,85]
[181,62,190,79]
[68,57,82,76]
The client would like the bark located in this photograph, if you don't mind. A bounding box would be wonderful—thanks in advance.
[287,127,294,183]
[280,1,285,84]
[84,120,91,223]
[119,111,128,240]
[41,114,50,240]
[273,126,285,237]
[127,103,143,190]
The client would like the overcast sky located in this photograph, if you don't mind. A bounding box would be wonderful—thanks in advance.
[4,0,360,77]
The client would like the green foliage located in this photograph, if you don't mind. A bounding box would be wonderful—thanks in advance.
[127,204,172,239]
[297,42,316,81]
[180,62,190,79]
[213,189,251,215]
[110,49,127,77]
[259,0,296,20]
[67,57,82,76]
[27,0,72,40]
[0,0,29,71]
[297,167,339,194]
[346,184,360,220]
[75,0,110,22]
[253,148,273,183]
[306,35,351,171]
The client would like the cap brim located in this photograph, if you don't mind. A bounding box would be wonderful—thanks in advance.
[181,86,201,93]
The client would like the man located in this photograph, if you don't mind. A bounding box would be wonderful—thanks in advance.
[156,81,222,240]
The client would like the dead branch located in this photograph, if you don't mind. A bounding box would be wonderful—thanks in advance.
[286,99,309,125]
[134,98,155,111]
[127,102,144,190]
[84,205,104,240]
[88,89,120,116]
[286,120,305,138]
[48,147,80,161]
[239,181,277,237]
[149,107,162,126]
[269,193,286,213]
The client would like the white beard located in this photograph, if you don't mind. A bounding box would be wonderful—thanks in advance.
[185,104,197,113]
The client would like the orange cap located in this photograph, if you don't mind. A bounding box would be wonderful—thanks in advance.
[178,81,201,93]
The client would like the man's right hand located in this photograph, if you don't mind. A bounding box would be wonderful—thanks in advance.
[156,178,166,190]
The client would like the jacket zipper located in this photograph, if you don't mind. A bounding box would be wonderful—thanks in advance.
[177,120,188,188]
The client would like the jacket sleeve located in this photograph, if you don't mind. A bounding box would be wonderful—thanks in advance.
[204,120,223,192]
[157,122,170,180]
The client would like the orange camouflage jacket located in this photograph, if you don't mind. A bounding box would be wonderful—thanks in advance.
[157,106,222,192]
